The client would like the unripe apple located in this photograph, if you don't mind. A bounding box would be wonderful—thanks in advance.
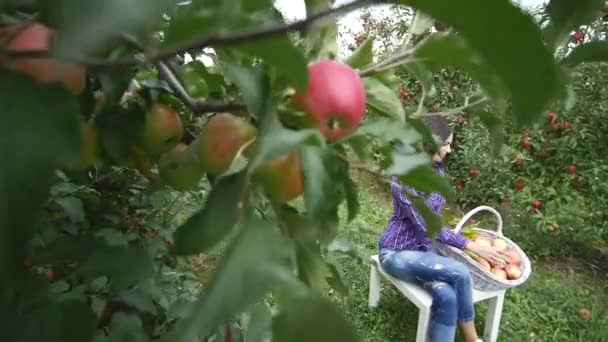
[255,152,303,202]
[293,60,366,140]
[140,104,184,159]
[158,143,205,190]
[196,113,257,177]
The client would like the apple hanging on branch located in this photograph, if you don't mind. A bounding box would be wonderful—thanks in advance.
[293,60,366,140]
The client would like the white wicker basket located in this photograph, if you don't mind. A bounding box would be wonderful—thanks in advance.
[435,206,532,291]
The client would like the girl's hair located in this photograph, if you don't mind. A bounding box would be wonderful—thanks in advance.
[422,116,452,142]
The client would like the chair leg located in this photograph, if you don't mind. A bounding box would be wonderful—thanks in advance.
[416,307,431,342]
[483,291,505,342]
[368,264,381,308]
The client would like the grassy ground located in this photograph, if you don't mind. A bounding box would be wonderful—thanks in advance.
[328,171,608,342]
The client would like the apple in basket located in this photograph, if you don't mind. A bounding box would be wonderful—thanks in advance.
[492,238,508,251]
[505,250,522,265]
[475,258,491,271]
[505,264,523,280]
[475,238,492,247]
[490,267,507,280]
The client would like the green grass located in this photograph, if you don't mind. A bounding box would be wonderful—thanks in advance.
[328,170,608,342]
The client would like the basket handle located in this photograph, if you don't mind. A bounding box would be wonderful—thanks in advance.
[454,206,503,236]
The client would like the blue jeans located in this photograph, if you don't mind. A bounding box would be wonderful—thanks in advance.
[379,247,475,342]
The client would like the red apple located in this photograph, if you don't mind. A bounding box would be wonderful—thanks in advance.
[293,60,366,140]
[515,181,525,190]
[563,121,571,129]
[531,200,542,209]
[521,139,531,150]
[490,268,507,280]
[547,112,555,121]
[505,264,522,280]
[566,165,576,174]
[475,258,491,271]
[456,115,465,125]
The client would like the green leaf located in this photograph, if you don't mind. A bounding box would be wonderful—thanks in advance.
[544,0,604,49]
[238,36,309,92]
[242,0,271,12]
[363,77,406,122]
[45,0,171,55]
[173,172,246,255]
[272,291,360,342]
[250,125,324,171]
[179,61,226,95]
[398,165,454,201]
[395,0,562,123]
[78,247,154,291]
[117,289,158,315]
[386,151,430,177]
[222,62,268,118]
[295,240,328,292]
[20,300,64,342]
[411,196,442,237]
[326,262,349,297]
[474,110,505,156]
[0,70,80,282]
[343,175,360,222]
[413,33,507,110]
[345,38,374,69]
[104,313,147,342]
[350,117,422,145]
[98,69,137,107]
[168,212,293,341]
[95,104,145,163]
[300,146,337,221]
[303,0,338,61]
[55,196,85,223]
[179,63,210,98]
[562,41,608,66]
[36,236,104,264]
[244,303,273,342]
[374,69,401,90]
[404,61,436,97]
[60,300,97,342]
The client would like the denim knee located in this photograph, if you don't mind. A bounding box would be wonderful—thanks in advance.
[453,263,472,284]
[429,283,458,325]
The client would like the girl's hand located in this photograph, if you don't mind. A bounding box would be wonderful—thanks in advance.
[465,241,509,266]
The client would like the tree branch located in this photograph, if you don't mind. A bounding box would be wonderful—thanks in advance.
[417,97,489,117]
[122,34,246,115]
[358,48,415,77]
[1,0,371,68]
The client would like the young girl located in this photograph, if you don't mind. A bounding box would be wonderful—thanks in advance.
[378,117,508,342]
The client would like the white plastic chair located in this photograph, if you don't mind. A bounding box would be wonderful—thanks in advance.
[368,255,506,342]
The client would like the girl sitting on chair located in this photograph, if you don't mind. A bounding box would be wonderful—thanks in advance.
[378,116,508,342]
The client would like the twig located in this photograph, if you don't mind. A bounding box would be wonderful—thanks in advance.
[122,34,246,115]
[417,97,489,118]
[1,0,371,68]
[358,48,415,76]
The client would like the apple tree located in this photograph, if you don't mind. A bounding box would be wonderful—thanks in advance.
[1,0,607,341]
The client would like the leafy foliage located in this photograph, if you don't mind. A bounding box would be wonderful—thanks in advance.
[0,0,606,341]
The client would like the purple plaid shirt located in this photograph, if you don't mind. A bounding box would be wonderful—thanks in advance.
[379,162,469,252]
